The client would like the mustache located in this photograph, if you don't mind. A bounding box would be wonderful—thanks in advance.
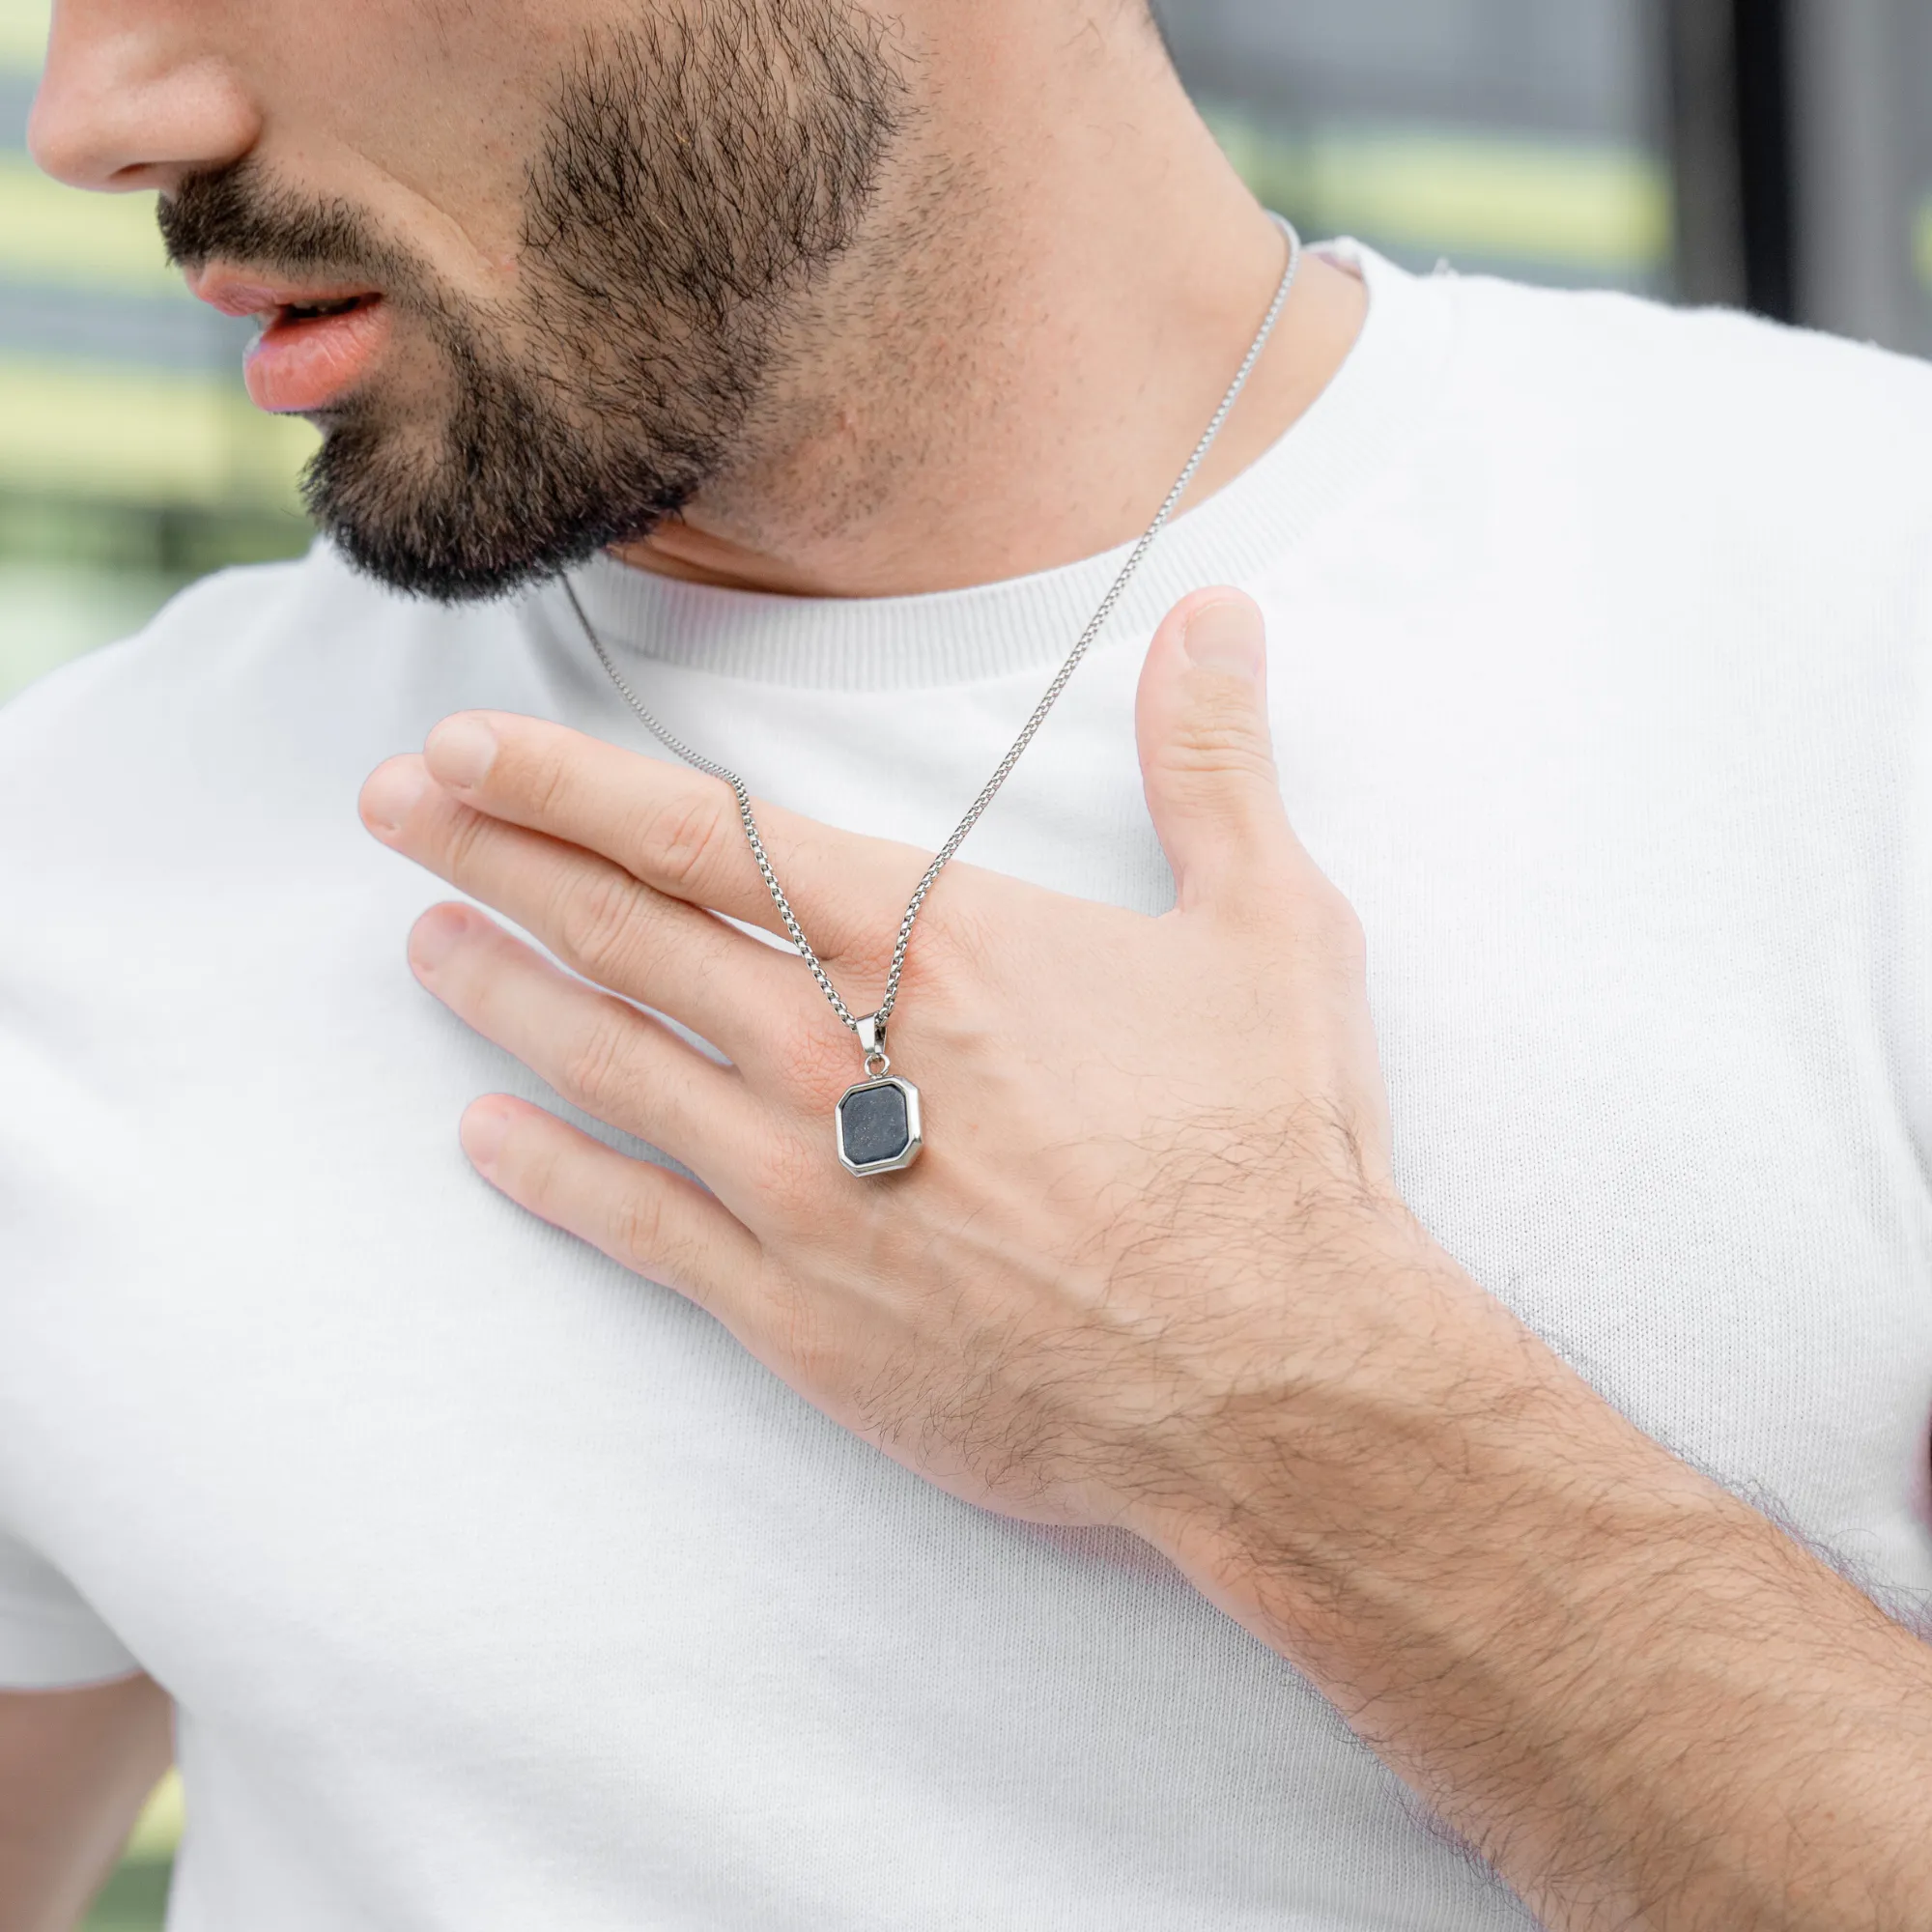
[158,160,422,299]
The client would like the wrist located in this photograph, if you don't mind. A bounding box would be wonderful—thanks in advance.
[1126,1236,1932,1928]
[1124,1203,1593,1640]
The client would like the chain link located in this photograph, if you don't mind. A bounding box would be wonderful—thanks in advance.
[566,215,1302,1058]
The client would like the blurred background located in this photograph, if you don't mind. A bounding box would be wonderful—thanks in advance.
[3,0,1930,716]
[0,0,1926,1923]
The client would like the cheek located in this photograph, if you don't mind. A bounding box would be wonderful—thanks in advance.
[238,0,582,289]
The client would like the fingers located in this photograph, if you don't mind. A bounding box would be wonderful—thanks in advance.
[415,711,928,968]
[1133,589,1306,912]
[460,1094,764,1312]
[362,753,805,1067]
[409,902,765,1179]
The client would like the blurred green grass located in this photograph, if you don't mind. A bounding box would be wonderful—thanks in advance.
[82,1858,171,1932]
[81,1774,179,1932]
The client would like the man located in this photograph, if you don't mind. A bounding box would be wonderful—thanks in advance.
[4,0,1930,1925]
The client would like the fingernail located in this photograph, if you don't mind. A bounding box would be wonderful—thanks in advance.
[461,1099,512,1175]
[361,758,433,837]
[409,906,469,977]
[1183,598,1264,681]
[425,715,497,790]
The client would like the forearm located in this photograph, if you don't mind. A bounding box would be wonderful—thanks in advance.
[0,1676,172,1932]
[1151,1237,1932,1931]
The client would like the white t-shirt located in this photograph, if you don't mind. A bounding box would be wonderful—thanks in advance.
[5,243,1932,1931]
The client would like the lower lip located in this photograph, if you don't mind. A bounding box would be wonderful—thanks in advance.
[243,298,390,414]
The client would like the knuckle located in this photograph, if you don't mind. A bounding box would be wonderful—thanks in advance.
[434,796,497,881]
[772,1009,860,1107]
[750,1127,819,1221]
[1285,876,1367,973]
[916,893,999,989]
[524,744,576,824]
[612,1179,671,1273]
[1246,874,1364,973]
[553,866,642,982]
[1158,725,1278,789]
[1152,692,1279,786]
[632,789,740,901]
[557,1002,643,1121]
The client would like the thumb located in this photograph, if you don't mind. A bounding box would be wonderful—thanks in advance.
[1136,589,1295,911]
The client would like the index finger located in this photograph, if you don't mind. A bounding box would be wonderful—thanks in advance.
[419,710,928,970]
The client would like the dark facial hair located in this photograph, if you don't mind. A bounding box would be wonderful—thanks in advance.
[159,0,902,601]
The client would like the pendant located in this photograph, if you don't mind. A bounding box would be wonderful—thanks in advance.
[836,1015,923,1178]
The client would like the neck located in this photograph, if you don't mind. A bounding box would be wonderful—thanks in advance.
[612,6,1366,600]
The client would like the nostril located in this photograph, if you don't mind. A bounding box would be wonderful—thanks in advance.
[25,36,260,195]
[26,86,151,193]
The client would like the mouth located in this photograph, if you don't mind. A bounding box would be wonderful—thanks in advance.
[276,293,372,325]
[186,270,393,415]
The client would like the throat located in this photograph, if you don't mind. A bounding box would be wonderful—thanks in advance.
[610,246,1366,603]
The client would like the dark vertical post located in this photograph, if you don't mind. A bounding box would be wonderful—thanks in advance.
[1733,0,1799,319]
[1666,0,1800,318]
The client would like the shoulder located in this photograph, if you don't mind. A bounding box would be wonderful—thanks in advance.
[0,544,543,827]
[1,543,525,750]
[1452,267,1932,417]
[1441,270,1932,546]
[1369,268,1932,660]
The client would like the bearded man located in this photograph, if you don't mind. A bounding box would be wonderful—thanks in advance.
[4,2,1932,1928]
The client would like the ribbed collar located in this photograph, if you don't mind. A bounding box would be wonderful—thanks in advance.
[546,242,1457,694]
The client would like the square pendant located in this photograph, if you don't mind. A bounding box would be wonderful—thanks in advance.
[836,1075,923,1177]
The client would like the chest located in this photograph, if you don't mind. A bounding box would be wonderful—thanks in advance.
[12,628,1932,1757]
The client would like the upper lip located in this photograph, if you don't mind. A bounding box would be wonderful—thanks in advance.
[185,268,381,318]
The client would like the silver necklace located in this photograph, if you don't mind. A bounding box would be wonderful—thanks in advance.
[565,215,1302,1178]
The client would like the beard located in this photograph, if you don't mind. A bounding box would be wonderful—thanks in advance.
[157,0,903,601]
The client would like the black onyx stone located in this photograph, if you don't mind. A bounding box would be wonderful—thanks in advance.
[839,1081,912,1168]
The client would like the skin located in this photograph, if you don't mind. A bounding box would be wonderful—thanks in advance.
[0,1677,172,1931]
[351,601,1932,1932]
[30,0,1367,598]
[17,1,1932,1928]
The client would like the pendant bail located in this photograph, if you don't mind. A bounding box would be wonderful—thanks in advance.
[855,1010,890,1079]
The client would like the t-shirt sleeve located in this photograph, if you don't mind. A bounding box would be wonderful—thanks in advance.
[0,1520,141,1690]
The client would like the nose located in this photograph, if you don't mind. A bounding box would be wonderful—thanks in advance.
[27,4,260,194]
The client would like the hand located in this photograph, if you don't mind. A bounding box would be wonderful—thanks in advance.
[360,590,1932,1930]
[357,589,1492,1552]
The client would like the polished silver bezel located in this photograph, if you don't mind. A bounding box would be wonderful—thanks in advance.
[836,1075,923,1178]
